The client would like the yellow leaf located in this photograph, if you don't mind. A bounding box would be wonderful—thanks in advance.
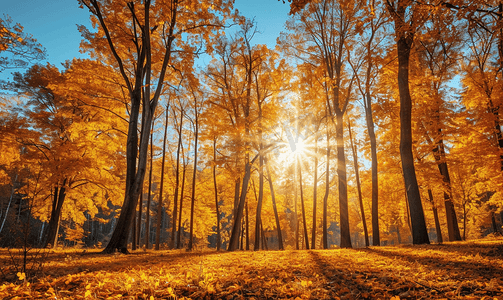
[16,272,25,281]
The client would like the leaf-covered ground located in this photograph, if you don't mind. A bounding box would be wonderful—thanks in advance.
[1,238,502,299]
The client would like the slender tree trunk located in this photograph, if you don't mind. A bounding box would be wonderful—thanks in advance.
[245,197,249,250]
[137,185,143,248]
[294,159,299,250]
[145,130,154,249]
[131,208,137,250]
[392,0,430,245]
[365,91,380,246]
[0,175,17,235]
[491,211,499,234]
[265,157,283,250]
[322,123,330,249]
[254,145,264,251]
[232,177,241,246]
[348,121,369,247]
[463,203,467,240]
[171,109,184,248]
[176,156,187,249]
[228,155,257,251]
[155,104,169,250]
[188,114,199,251]
[335,113,352,248]
[434,142,461,241]
[260,220,268,250]
[44,179,67,248]
[312,131,319,249]
[213,138,221,251]
[298,156,310,250]
[427,189,443,243]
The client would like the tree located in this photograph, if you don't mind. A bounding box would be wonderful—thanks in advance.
[2,60,126,248]
[349,0,387,246]
[79,0,232,253]
[348,120,369,246]
[385,0,430,245]
[0,15,46,73]
[155,102,170,250]
[187,80,202,251]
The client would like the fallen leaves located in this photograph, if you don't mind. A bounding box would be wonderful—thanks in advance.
[0,237,502,299]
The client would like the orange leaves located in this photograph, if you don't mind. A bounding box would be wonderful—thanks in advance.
[1,239,503,299]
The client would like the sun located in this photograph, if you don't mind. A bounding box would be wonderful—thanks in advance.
[275,136,309,165]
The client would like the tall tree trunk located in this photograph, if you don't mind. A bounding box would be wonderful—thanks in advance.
[245,195,249,250]
[171,109,184,248]
[427,189,443,243]
[348,121,369,247]
[298,156,310,250]
[44,179,67,248]
[213,138,221,251]
[311,131,319,249]
[335,113,352,248]
[254,145,264,251]
[228,155,257,251]
[98,0,172,253]
[131,208,137,250]
[145,130,154,249]
[322,123,330,249]
[156,104,169,250]
[0,175,17,235]
[433,141,461,241]
[390,0,430,245]
[496,2,503,171]
[176,156,187,249]
[137,185,143,248]
[265,156,283,250]
[294,159,299,250]
[365,91,380,246]
[260,220,268,250]
[188,113,199,251]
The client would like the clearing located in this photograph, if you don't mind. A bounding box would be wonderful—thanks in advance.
[1,238,502,299]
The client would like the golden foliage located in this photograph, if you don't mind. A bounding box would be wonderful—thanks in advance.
[1,238,502,299]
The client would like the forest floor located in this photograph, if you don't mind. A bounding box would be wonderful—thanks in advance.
[1,237,502,299]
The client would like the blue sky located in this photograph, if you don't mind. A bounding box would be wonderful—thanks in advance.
[1,0,290,75]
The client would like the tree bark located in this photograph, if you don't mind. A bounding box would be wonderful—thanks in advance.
[136,185,143,248]
[213,138,221,251]
[44,179,67,248]
[155,104,169,250]
[322,122,330,249]
[265,156,283,250]
[311,131,319,249]
[228,155,258,251]
[176,155,187,249]
[254,145,264,251]
[145,130,154,249]
[433,141,461,241]
[298,156,310,250]
[392,0,430,245]
[427,189,443,243]
[131,208,137,250]
[335,113,352,248]
[187,108,199,251]
[171,108,184,248]
[348,121,369,247]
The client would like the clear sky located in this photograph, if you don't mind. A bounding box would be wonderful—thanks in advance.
[1,0,291,75]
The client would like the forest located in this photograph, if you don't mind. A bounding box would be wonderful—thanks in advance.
[1,0,503,256]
